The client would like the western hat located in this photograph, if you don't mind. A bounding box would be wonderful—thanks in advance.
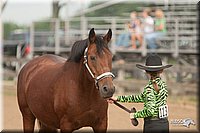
[136,54,172,71]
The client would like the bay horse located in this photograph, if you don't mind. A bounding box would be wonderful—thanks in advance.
[17,28,115,133]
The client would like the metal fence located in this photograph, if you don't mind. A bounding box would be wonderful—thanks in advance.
[3,2,198,81]
[29,15,198,58]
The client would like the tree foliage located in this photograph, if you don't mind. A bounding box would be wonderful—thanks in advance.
[3,22,27,39]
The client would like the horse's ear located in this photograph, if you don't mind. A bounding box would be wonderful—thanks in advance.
[103,29,112,44]
[89,28,96,44]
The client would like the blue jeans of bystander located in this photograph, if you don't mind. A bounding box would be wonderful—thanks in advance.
[116,32,131,47]
[144,32,166,49]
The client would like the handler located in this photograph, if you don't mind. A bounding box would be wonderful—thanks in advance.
[108,54,172,133]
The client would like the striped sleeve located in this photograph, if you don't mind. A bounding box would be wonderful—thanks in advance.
[134,88,156,118]
[117,92,145,103]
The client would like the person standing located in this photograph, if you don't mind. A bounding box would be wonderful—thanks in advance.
[108,54,172,133]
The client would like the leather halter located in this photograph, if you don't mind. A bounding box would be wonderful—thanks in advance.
[83,47,115,89]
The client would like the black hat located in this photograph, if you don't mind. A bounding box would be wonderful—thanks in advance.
[136,54,172,71]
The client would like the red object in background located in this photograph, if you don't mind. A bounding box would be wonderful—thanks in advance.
[25,45,31,55]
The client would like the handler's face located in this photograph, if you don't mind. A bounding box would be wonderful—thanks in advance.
[145,70,163,79]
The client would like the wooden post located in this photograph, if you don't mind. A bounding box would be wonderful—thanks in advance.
[29,22,34,58]
[164,0,169,10]
[15,43,22,72]
[173,18,179,58]
[81,15,87,39]
[176,58,182,83]
[111,18,116,54]
[64,20,70,46]
[16,44,22,59]
[55,19,60,54]
[141,37,147,57]
[117,69,125,81]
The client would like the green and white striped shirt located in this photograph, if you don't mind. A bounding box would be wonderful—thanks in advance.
[117,77,168,118]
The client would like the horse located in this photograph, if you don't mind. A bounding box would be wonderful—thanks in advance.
[17,28,115,133]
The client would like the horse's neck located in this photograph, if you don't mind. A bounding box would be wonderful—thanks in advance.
[64,60,96,92]
[78,62,101,102]
[63,61,101,104]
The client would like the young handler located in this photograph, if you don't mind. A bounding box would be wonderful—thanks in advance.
[108,54,172,133]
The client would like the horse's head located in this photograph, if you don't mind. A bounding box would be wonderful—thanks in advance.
[84,28,115,99]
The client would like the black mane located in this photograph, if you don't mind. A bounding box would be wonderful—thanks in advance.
[67,36,109,63]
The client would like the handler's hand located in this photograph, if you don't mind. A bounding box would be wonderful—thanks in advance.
[130,113,135,119]
[107,96,117,104]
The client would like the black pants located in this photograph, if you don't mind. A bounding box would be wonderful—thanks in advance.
[143,118,169,133]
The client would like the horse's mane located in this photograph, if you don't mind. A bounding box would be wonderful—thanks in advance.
[67,36,109,63]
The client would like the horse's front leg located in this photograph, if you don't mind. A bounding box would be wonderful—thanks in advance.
[38,121,58,133]
[60,115,74,133]
[92,116,108,133]
[60,129,73,133]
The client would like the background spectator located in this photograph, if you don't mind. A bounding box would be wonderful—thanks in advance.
[142,8,154,34]
[145,9,166,49]
[131,18,143,49]
[129,11,143,49]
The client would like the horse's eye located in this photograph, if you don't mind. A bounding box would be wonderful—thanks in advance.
[90,56,96,61]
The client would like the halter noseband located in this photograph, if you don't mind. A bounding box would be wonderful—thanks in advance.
[83,47,115,89]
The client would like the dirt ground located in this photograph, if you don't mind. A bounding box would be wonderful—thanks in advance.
[2,81,198,132]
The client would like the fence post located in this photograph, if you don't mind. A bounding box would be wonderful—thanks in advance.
[141,37,147,57]
[55,19,60,55]
[81,15,88,39]
[111,18,116,54]
[16,43,22,72]
[173,18,179,58]
[30,22,34,58]
[65,20,70,46]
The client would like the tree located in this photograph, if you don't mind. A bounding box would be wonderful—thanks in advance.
[1,0,7,12]
[52,0,66,18]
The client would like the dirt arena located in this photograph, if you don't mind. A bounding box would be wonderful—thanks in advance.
[3,81,198,132]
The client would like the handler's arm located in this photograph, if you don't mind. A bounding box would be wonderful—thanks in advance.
[133,88,156,118]
[117,92,145,103]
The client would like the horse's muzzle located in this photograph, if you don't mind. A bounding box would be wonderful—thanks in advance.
[99,85,115,99]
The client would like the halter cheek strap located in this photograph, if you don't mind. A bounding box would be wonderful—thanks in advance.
[84,48,95,78]
[83,47,115,89]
